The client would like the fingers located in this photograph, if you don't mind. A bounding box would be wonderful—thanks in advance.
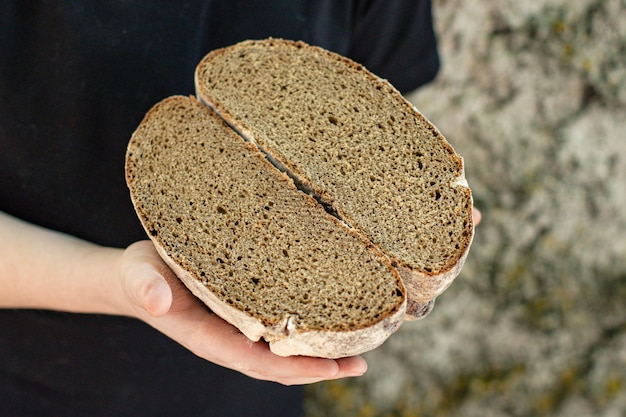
[472,207,482,226]
[239,344,368,385]
[230,344,367,385]
[120,241,173,317]
[337,355,368,376]
[186,313,367,385]
[248,354,367,386]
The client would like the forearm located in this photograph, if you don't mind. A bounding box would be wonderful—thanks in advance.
[0,210,126,315]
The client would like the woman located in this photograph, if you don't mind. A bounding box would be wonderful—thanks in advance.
[0,1,440,415]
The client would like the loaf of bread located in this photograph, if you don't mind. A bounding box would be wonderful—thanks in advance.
[195,39,474,318]
[126,39,474,358]
[126,96,407,358]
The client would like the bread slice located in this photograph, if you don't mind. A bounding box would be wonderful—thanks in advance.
[194,39,474,318]
[126,96,407,358]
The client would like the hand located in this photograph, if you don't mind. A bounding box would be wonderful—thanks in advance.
[119,241,368,386]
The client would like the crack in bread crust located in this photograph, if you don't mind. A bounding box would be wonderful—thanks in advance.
[197,95,354,229]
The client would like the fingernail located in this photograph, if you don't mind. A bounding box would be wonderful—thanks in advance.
[349,357,368,375]
[143,274,171,316]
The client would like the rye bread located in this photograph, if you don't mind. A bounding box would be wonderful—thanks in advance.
[126,96,407,358]
[126,38,474,358]
[194,39,474,317]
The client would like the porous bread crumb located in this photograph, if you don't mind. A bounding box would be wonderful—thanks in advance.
[126,96,405,333]
[195,39,473,276]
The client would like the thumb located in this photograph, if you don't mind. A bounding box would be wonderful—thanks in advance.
[121,241,173,317]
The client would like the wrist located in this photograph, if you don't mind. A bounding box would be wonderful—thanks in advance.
[84,245,133,316]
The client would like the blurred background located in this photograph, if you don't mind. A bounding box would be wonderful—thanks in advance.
[305,0,626,415]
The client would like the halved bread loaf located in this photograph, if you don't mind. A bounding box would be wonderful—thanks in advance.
[126,39,474,358]
[126,96,407,358]
[195,39,474,317]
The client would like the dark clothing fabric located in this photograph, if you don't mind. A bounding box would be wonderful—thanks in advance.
[0,1,439,415]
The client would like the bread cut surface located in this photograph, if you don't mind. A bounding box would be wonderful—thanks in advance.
[126,96,407,358]
[195,39,474,315]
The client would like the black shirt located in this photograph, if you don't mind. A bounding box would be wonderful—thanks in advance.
[0,1,438,415]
